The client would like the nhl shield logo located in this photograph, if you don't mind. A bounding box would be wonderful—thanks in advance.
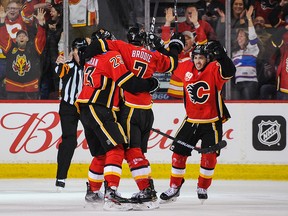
[257,120,281,146]
[253,116,286,151]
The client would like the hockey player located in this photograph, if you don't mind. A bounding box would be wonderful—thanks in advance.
[159,41,236,204]
[55,38,88,190]
[76,38,160,211]
[94,27,184,210]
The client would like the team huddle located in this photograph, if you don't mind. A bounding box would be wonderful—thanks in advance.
[54,26,236,211]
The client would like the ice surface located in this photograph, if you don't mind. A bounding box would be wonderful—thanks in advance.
[0,179,287,216]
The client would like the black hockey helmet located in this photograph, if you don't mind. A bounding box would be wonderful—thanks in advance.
[192,43,212,62]
[91,28,116,41]
[72,37,88,52]
[71,38,88,67]
[127,26,146,46]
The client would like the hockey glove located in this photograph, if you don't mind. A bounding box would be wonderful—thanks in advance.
[169,33,185,54]
[148,77,160,94]
[91,28,116,41]
[146,33,164,50]
[206,40,227,60]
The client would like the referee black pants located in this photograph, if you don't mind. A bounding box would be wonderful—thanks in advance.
[56,100,80,179]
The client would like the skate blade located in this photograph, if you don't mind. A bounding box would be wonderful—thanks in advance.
[56,187,64,193]
[132,201,160,210]
[199,199,207,205]
[84,202,103,209]
[159,197,178,204]
[103,201,133,211]
[84,199,104,208]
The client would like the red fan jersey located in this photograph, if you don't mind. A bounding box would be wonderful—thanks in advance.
[77,51,134,109]
[174,59,229,123]
[276,39,288,94]
[107,40,175,108]
[2,25,46,93]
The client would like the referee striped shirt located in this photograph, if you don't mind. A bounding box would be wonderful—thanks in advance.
[55,61,83,105]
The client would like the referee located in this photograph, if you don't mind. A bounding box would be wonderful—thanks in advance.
[54,38,88,190]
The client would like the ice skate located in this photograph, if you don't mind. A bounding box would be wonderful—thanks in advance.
[85,182,104,204]
[197,187,208,204]
[103,183,132,211]
[55,179,65,192]
[130,187,159,210]
[160,179,185,204]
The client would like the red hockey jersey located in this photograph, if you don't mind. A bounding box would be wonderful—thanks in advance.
[76,51,134,109]
[107,40,175,108]
[173,59,229,123]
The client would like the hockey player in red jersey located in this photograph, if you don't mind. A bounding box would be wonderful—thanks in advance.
[159,40,236,204]
[94,27,184,209]
[76,38,160,211]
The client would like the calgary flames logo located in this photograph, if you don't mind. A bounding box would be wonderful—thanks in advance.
[12,54,31,76]
[186,81,210,104]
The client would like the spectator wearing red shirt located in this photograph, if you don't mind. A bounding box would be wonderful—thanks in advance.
[161,4,217,43]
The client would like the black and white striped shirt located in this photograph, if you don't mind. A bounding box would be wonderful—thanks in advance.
[55,61,83,105]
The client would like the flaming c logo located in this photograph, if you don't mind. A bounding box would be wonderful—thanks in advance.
[12,54,31,76]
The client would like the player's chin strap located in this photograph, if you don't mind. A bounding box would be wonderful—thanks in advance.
[151,128,227,154]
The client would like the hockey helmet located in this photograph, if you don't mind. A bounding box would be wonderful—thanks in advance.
[72,37,88,52]
[192,43,212,62]
[91,28,116,41]
[127,26,146,46]
[71,38,88,67]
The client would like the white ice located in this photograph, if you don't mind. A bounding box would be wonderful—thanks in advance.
[0,179,287,216]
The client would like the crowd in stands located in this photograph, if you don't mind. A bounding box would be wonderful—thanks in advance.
[0,0,288,100]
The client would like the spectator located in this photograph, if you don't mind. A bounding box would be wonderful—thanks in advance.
[268,0,288,99]
[0,1,35,99]
[197,0,225,31]
[231,6,259,100]
[254,15,277,99]
[0,8,46,99]
[253,0,279,27]
[161,4,217,43]
[216,0,248,47]
[40,3,63,99]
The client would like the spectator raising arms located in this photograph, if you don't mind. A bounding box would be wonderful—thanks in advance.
[40,3,63,99]
[231,6,259,100]
[0,1,35,99]
[216,0,248,47]
[0,7,46,99]
[161,4,217,43]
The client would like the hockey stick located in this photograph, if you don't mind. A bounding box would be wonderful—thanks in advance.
[174,0,178,33]
[151,128,227,154]
[150,0,159,33]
